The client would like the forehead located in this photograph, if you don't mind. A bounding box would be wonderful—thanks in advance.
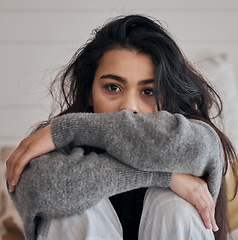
[95,48,155,80]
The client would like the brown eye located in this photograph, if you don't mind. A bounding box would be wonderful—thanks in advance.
[142,89,154,96]
[106,84,121,92]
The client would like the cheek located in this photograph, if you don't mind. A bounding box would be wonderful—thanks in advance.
[91,91,118,113]
[142,104,158,114]
[140,97,158,113]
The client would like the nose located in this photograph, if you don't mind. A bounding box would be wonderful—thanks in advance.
[119,92,139,114]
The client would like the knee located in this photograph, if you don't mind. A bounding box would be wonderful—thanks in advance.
[144,187,201,225]
[139,188,214,240]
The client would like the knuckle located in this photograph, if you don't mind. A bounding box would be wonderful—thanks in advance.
[197,185,204,193]
[194,184,203,193]
[201,181,208,189]
[19,138,29,148]
[27,141,36,152]
[193,183,208,196]
[209,201,215,209]
[19,139,25,147]
[6,159,13,168]
[201,205,209,213]
[15,160,23,170]
[210,205,215,213]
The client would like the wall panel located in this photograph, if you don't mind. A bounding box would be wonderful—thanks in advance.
[0,109,49,141]
[1,0,238,11]
[0,45,76,107]
[0,11,237,42]
[0,1,238,146]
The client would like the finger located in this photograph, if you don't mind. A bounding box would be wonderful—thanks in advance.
[191,185,212,230]
[203,186,218,232]
[9,185,16,193]
[196,179,217,230]
[7,158,25,193]
[7,140,31,190]
[196,202,212,230]
[7,137,36,187]
[210,205,219,232]
[10,148,39,192]
[197,186,218,232]
[6,147,25,187]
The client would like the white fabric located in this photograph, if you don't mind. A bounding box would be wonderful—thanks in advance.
[37,198,123,240]
[139,187,214,240]
[37,187,214,240]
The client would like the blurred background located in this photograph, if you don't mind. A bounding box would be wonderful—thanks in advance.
[1,0,238,150]
[1,1,238,238]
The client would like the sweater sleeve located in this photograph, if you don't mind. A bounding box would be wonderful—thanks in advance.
[9,110,223,240]
[51,110,223,177]
[10,147,171,239]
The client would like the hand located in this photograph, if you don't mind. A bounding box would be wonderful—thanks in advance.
[6,124,55,193]
[170,173,219,232]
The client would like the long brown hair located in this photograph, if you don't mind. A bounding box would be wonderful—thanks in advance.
[49,15,238,239]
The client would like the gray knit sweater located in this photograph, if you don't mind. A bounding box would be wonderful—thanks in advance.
[9,110,223,240]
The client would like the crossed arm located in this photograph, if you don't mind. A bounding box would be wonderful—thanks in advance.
[7,110,222,232]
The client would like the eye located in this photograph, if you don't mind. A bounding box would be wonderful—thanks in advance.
[142,88,154,96]
[105,84,121,92]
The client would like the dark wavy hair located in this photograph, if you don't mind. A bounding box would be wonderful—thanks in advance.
[49,15,237,239]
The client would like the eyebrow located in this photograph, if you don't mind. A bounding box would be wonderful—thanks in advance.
[100,74,154,85]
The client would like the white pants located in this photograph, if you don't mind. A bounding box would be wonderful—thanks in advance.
[37,187,215,240]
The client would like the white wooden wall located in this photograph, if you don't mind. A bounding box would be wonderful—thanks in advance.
[1,0,238,149]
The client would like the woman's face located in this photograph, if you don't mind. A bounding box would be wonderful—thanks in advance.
[91,49,157,114]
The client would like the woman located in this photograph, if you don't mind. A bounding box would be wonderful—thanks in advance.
[7,15,237,240]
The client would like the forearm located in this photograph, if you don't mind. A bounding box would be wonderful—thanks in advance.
[51,110,223,175]
[10,147,171,220]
